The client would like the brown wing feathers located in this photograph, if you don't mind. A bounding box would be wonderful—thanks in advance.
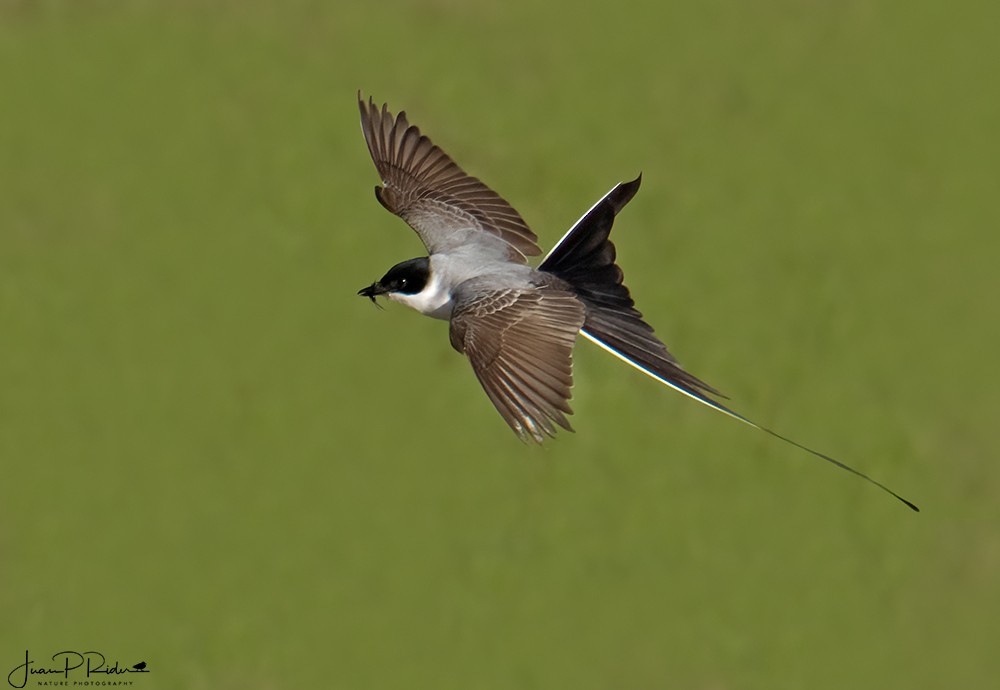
[359,95,541,261]
[450,287,585,443]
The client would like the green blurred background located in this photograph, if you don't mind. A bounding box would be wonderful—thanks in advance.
[2,1,997,688]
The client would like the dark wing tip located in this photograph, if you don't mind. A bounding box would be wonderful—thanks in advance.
[357,90,372,118]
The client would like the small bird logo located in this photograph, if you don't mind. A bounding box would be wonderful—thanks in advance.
[132,661,147,671]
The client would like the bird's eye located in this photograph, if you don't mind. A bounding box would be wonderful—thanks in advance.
[399,279,408,288]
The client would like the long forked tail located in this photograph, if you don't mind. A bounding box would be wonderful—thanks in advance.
[540,176,919,512]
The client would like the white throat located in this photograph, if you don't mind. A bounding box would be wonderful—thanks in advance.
[387,268,453,320]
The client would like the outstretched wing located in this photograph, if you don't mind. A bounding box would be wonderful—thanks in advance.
[358,94,541,262]
[449,283,585,442]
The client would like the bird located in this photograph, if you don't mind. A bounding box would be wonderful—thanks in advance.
[132,662,147,671]
[356,93,918,512]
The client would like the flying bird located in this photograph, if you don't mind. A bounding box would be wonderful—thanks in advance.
[356,93,918,512]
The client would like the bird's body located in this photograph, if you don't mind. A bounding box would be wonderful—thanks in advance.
[389,254,539,321]
[356,93,918,511]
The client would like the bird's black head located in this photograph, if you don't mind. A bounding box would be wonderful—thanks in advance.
[358,256,431,302]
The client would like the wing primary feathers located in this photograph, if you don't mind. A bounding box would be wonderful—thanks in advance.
[358,93,542,261]
[451,286,584,444]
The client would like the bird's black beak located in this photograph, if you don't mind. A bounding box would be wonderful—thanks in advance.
[358,282,386,304]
